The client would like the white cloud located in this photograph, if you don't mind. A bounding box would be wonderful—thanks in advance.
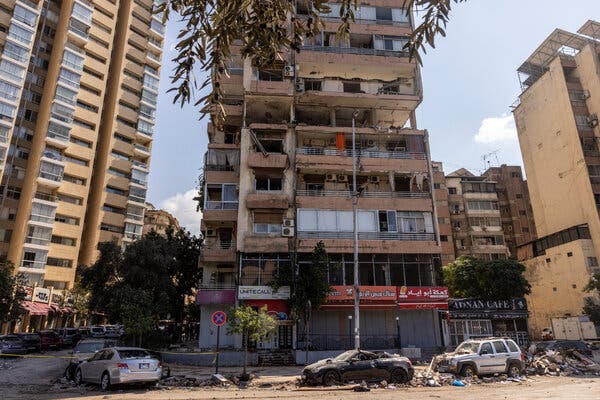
[159,189,202,236]
[474,114,518,144]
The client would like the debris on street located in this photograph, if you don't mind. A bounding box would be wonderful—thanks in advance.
[526,349,600,376]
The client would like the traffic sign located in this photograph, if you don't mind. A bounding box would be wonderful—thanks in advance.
[211,311,227,326]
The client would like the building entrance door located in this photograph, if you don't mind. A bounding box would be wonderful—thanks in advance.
[278,325,292,349]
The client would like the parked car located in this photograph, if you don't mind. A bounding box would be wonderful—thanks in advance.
[436,337,524,377]
[16,333,41,353]
[532,340,592,356]
[39,330,63,351]
[74,347,162,390]
[301,350,413,386]
[0,335,28,356]
[58,328,82,347]
[147,350,170,379]
[65,339,114,380]
[103,325,122,339]
[90,326,106,338]
[78,327,91,338]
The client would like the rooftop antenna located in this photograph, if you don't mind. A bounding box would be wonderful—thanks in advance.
[482,150,500,172]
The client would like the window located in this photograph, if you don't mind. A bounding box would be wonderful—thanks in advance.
[57,193,83,205]
[0,102,16,120]
[492,341,508,354]
[462,182,496,193]
[55,85,78,106]
[142,74,159,91]
[375,7,393,21]
[467,201,499,210]
[3,42,29,63]
[399,212,427,233]
[62,49,84,71]
[55,214,79,225]
[13,5,38,27]
[103,204,125,214]
[588,257,599,267]
[100,223,123,233]
[0,80,20,102]
[77,100,98,112]
[440,235,448,242]
[448,187,457,194]
[304,79,322,91]
[111,150,129,161]
[137,119,154,136]
[63,174,85,185]
[255,176,283,191]
[522,227,529,233]
[64,154,88,166]
[114,133,132,143]
[72,119,94,130]
[343,81,362,93]
[567,252,573,257]
[378,210,397,232]
[58,68,81,88]
[106,186,126,196]
[46,257,73,268]
[519,210,527,216]
[72,2,93,24]
[516,193,523,199]
[51,235,76,246]
[0,59,26,82]
[479,342,493,354]
[8,23,34,45]
[108,167,129,178]
[70,136,92,148]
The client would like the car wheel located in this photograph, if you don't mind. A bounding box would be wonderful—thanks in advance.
[100,372,111,391]
[507,362,522,378]
[322,370,341,386]
[74,369,83,386]
[391,368,409,384]
[65,365,74,381]
[460,364,476,378]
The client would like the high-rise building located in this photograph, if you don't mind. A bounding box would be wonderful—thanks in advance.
[431,161,455,265]
[197,2,448,354]
[513,21,600,338]
[0,0,164,296]
[445,168,510,260]
[482,165,536,257]
[142,202,179,236]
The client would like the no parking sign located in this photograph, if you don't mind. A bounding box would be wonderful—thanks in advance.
[211,310,227,326]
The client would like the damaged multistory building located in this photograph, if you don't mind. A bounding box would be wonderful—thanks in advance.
[197,1,449,356]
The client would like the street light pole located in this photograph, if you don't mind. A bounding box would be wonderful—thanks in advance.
[352,110,360,350]
[396,316,401,354]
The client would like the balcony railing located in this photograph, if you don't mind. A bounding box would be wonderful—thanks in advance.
[205,164,235,172]
[134,143,151,153]
[132,160,149,169]
[296,147,426,160]
[296,189,429,198]
[20,259,46,270]
[34,192,58,202]
[297,231,435,241]
[125,213,144,221]
[301,45,409,58]
[205,201,239,210]
[202,240,236,250]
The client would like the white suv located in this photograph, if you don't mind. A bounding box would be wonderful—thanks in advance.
[436,338,524,377]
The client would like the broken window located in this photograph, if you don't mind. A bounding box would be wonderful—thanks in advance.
[304,79,322,91]
[378,211,397,232]
[255,176,283,191]
[343,81,362,93]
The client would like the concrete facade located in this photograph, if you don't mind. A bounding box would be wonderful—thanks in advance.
[0,0,164,294]
[142,202,180,236]
[513,22,600,338]
[197,1,447,353]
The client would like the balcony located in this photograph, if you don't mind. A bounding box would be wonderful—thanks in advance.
[242,235,289,253]
[297,147,424,160]
[200,240,237,263]
[247,152,288,169]
[133,143,151,156]
[246,192,289,209]
[297,231,434,241]
[132,160,149,171]
[296,232,438,254]
[296,189,431,211]
[247,79,292,96]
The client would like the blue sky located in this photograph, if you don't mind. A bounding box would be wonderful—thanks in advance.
[147,1,598,234]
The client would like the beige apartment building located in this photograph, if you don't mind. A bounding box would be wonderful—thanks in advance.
[142,202,179,236]
[0,0,164,314]
[197,1,449,357]
[431,161,455,265]
[513,21,600,339]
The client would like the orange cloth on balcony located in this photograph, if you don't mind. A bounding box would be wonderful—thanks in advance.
[336,133,345,150]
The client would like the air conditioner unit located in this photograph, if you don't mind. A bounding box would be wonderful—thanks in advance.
[369,176,380,184]
[366,139,375,147]
[283,218,295,227]
[283,65,295,77]
[205,229,216,237]
[394,146,406,152]
[295,78,305,92]
[282,226,295,237]
[451,210,460,214]
[337,175,348,183]
[326,173,337,182]
[587,114,599,128]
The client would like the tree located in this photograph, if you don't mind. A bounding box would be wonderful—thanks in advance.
[61,282,90,326]
[0,259,26,332]
[227,305,276,377]
[583,272,600,325]
[272,241,333,362]
[80,228,203,343]
[162,0,465,112]
[443,256,531,300]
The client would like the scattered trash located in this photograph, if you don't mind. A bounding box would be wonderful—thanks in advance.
[526,349,600,376]
[452,379,465,387]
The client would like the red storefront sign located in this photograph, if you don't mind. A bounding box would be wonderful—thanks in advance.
[244,300,289,320]
[327,286,397,302]
[397,286,449,310]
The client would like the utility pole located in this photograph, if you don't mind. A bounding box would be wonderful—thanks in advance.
[351,110,360,350]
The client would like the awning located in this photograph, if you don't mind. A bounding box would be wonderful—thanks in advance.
[62,306,73,314]
[21,301,51,316]
[398,301,448,310]
[50,304,61,313]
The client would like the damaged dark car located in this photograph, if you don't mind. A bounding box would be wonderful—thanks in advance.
[301,350,414,386]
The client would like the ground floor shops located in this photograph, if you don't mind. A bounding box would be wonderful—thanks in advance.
[443,298,529,346]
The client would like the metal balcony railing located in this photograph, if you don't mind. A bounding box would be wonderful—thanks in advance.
[202,240,236,250]
[296,147,426,160]
[34,192,58,202]
[134,143,151,153]
[205,201,238,210]
[297,231,435,241]
[20,259,46,270]
[296,189,429,198]
[132,160,149,169]
[301,45,410,58]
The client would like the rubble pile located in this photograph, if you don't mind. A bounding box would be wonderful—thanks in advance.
[0,360,15,370]
[158,374,232,388]
[526,350,600,376]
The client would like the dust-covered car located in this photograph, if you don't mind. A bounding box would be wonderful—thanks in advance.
[65,339,114,380]
[435,337,524,377]
[301,350,413,386]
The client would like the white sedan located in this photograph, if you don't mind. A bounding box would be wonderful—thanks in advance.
[75,347,162,390]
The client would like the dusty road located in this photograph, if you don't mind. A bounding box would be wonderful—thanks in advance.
[1,352,598,400]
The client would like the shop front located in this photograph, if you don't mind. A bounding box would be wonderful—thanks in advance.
[445,298,529,346]
[302,286,448,354]
[196,289,237,349]
[238,285,293,350]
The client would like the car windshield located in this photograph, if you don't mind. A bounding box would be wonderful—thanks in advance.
[117,349,150,359]
[332,350,357,361]
[66,329,78,334]
[455,341,480,354]
[75,342,105,353]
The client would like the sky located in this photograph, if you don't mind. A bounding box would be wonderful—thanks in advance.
[147,1,599,235]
